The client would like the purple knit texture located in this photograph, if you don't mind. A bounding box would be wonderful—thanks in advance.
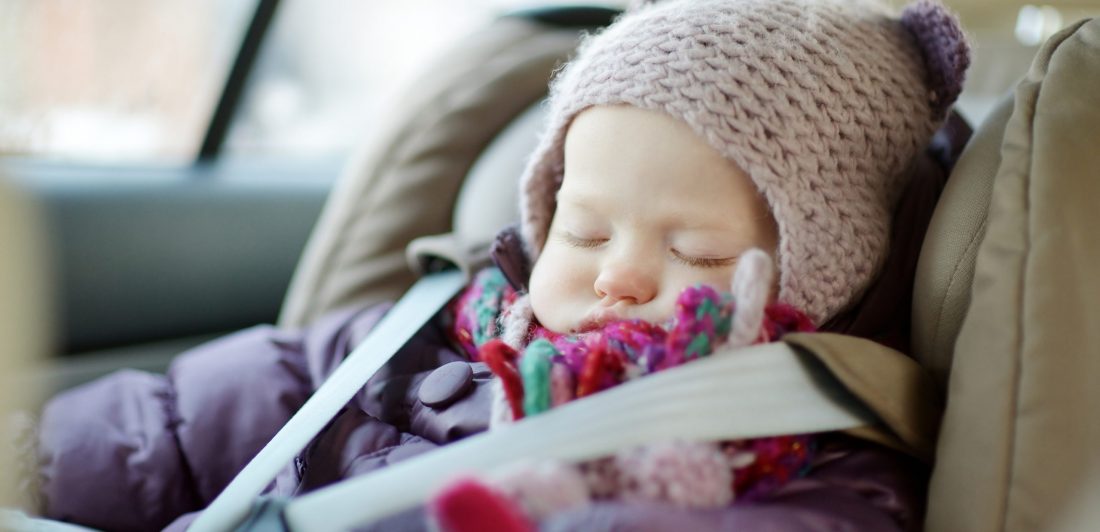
[901,0,971,118]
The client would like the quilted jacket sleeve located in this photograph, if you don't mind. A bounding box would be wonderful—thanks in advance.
[34,303,390,531]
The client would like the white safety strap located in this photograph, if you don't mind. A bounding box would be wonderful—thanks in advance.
[283,341,877,531]
[0,509,100,532]
[189,270,467,532]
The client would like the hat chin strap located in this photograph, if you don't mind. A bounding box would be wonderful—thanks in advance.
[728,248,775,348]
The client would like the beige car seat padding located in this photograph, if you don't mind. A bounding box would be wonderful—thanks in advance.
[453,103,543,248]
[785,333,941,462]
[926,18,1100,532]
[405,104,545,278]
[280,19,580,328]
[911,96,1011,389]
[0,180,50,510]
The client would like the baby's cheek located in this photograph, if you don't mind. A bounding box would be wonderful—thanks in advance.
[705,268,737,290]
[673,267,735,295]
[528,249,589,329]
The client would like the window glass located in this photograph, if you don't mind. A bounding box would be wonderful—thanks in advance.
[224,0,627,159]
[223,0,1100,160]
[0,0,256,163]
[11,1,1094,165]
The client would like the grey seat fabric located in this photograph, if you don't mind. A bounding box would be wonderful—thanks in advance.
[405,103,545,277]
[453,103,544,248]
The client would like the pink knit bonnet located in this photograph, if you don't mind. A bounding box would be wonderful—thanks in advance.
[518,0,969,325]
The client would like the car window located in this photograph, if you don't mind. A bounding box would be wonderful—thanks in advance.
[5,1,1095,164]
[0,0,257,163]
[223,0,628,160]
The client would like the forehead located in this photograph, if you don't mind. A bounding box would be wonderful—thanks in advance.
[559,105,759,226]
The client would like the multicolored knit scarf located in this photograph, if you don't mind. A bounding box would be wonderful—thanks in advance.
[438,267,819,528]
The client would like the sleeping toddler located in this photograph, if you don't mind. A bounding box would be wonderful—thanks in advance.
[426,0,969,526]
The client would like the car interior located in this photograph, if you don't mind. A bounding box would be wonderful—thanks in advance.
[2,0,1098,530]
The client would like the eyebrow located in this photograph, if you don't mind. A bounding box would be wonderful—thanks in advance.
[555,191,604,212]
[558,195,735,235]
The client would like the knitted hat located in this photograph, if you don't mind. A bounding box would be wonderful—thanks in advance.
[518,0,969,325]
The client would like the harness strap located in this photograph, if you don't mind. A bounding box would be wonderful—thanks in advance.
[190,269,467,532]
[283,341,876,530]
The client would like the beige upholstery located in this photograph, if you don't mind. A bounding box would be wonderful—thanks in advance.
[926,18,1100,532]
[911,96,1011,389]
[0,178,50,509]
[785,333,942,462]
[404,104,545,278]
[454,103,543,249]
[279,18,579,328]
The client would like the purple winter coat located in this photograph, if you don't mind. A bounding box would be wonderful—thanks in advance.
[34,298,927,532]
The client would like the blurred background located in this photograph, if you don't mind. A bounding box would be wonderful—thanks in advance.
[1,0,617,387]
[1,0,1099,507]
[5,1,1098,163]
[0,0,604,163]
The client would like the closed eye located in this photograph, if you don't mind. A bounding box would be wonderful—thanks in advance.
[556,232,608,249]
[671,249,737,268]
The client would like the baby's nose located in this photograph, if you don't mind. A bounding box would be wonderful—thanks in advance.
[593,263,658,305]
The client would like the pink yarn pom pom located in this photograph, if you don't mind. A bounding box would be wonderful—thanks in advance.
[492,460,591,520]
[615,440,734,508]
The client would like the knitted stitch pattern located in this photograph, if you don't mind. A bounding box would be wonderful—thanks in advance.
[519,0,969,324]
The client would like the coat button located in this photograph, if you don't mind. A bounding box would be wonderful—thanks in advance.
[419,361,474,409]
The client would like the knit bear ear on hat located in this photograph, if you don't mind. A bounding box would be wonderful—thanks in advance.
[517,0,971,326]
[901,0,971,119]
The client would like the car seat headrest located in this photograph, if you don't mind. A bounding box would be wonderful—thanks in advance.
[280,16,584,328]
[453,103,545,251]
[911,93,1014,387]
[405,103,547,278]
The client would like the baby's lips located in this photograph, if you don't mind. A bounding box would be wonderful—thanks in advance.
[573,310,624,334]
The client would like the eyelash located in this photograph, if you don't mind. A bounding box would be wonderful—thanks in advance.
[671,250,736,269]
[561,233,734,269]
[560,234,607,249]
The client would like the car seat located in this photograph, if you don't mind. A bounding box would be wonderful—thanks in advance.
[274,6,1100,532]
[918,18,1100,532]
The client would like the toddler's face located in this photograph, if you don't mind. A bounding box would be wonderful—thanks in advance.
[529,106,779,334]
